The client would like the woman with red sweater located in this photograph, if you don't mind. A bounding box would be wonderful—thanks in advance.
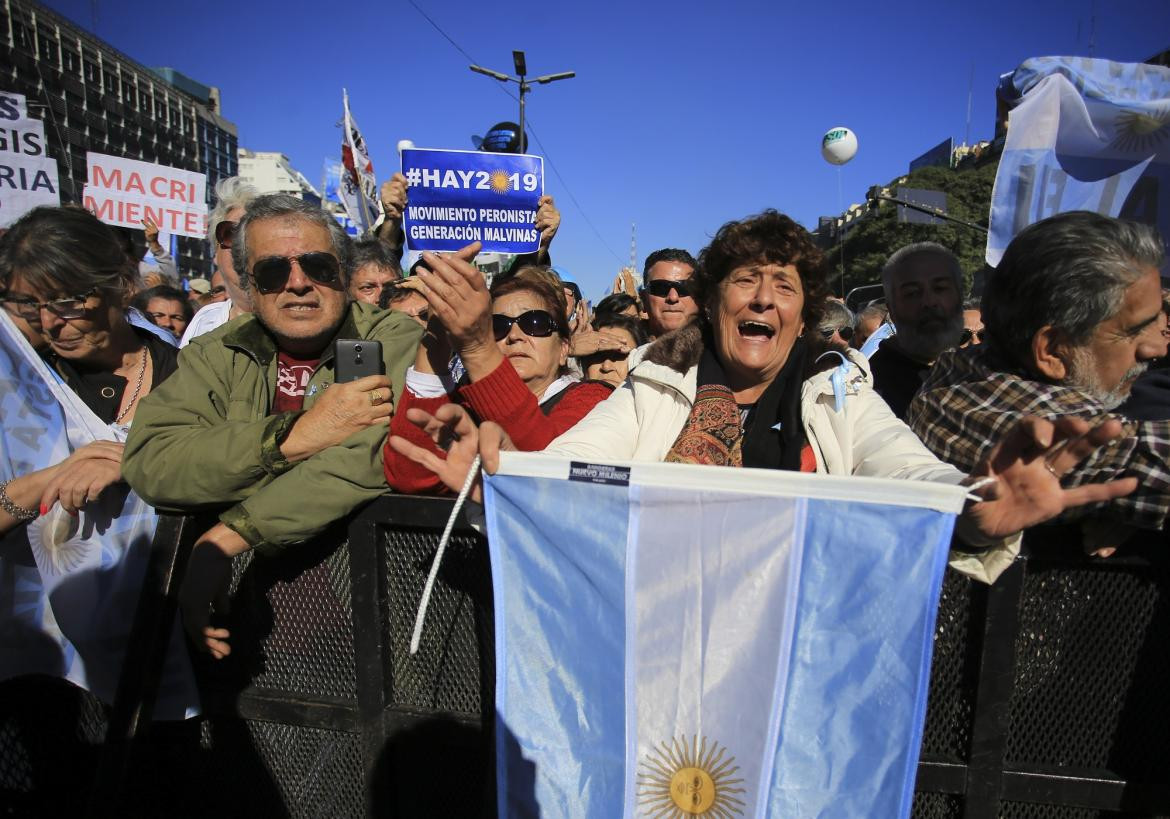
[384,244,617,494]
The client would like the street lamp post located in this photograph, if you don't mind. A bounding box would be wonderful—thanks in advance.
[469,50,575,152]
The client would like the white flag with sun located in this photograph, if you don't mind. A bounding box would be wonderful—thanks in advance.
[988,56,1170,273]
[484,453,965,818]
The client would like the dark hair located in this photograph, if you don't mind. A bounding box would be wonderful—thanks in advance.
[0,206,136,299]
[695,209,831,331]
[351,237,402,277]
[562,280,582,304]
[232,194,354,292]
[983,211,1164,371]
[491,269,571,341]
[131,285,195,322]
[643,248,697,279]
[594,292,639,318]
[591,311,648,348]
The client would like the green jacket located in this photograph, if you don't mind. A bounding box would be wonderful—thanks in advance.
[123,302,422,554]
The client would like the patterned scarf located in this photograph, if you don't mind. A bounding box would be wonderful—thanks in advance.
[665,335,807,470]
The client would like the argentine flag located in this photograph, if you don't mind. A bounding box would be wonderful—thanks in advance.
[484,452,965,818]
[988,56,1170,275]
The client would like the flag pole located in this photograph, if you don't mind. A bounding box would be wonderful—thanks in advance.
[343,89,373,234]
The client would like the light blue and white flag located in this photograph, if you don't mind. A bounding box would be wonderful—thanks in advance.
[988,57,1170,273]
[484,453,965,818]
[0,311,199,719]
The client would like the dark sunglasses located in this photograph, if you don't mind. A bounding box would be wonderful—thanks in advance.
[250,252,342,295]
[582,348,628,364]
[959,328,985,346]
[820,325,854,341]
[214,220,237,250]
[645,278,694,299]
[492,309,560,341]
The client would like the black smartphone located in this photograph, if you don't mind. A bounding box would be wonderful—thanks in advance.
[334,338,384,383]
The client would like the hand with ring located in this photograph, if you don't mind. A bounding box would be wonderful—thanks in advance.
[279,374,394,462]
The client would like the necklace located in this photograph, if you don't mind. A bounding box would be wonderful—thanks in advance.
[115,346,148,424]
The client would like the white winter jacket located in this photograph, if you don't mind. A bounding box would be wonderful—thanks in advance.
[546,329,1019,583]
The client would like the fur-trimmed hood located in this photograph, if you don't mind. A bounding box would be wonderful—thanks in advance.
[639,322,850,383]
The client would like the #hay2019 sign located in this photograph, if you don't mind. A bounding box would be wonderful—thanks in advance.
[402,148,544,254]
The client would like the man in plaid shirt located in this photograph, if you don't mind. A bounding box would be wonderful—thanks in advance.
[909,212,1169,542]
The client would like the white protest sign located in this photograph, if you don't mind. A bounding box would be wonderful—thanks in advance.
[0,90,61,227]
[83,152,207,239]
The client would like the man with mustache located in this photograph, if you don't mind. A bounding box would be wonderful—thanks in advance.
[909,211,1169,553]
[868,242,966,419]
[123,194,422,659]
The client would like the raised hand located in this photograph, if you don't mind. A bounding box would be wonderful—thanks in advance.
[388,405,516,497]
[964,415,1137,540]
[380,172,408,221]
[536,195,560,251]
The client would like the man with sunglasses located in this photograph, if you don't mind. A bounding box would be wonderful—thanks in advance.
[123,194,423,660]
[640,248,700,338]
[869,242,966,419]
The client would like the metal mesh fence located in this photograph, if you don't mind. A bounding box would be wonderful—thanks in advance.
[911,790,965,819]
[1005,560,1170,782]
[222,534,358,702]
[383,526,494,716]
[921,569,981,763]
[997,802,1152,818]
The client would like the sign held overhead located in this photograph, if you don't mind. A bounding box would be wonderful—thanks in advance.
[83,152,208,239]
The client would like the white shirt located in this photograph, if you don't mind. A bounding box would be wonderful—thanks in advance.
[179,300,233,348]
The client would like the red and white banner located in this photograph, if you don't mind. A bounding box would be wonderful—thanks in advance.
[83,152,207,238]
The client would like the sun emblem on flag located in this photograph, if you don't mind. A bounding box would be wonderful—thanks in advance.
[489,169,511,194]
[1111,105,1170,154]
[637,735,746,817]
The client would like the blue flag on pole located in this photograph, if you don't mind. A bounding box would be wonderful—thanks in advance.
[484,453,965,818]
[401,148,544,254]
[988,57,1170,275]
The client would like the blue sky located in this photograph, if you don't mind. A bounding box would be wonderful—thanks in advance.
[44,0,1170,298]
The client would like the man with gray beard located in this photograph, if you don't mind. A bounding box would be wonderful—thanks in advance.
[909,212,1169,549]
[868,242,966,418]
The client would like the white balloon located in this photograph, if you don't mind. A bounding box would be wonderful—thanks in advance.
[821,127,858,165]
[397,139,415,155]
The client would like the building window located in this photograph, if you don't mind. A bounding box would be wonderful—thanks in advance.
[63,50,80,74]
[83,62,98,84]
[104,71,117,95]
[37,31,58,65]
[13,23,31,50]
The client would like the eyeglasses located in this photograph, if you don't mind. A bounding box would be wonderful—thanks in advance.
[820,325,854,342]
[249,252,342,295]
[492,309,560,341]
[214,220,237,250]
[959,328,985,346]
[1,288,98,322]
[645,279,694,299]
[208,285,227,297]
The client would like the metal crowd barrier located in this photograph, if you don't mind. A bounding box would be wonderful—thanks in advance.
[1,497,1168,817]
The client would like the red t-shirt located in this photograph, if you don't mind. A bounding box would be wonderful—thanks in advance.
[271,352,319,414]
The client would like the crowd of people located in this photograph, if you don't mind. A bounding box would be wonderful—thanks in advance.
[0,172,1164,666]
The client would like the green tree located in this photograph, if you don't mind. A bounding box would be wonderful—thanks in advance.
[827,159,1000,298]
